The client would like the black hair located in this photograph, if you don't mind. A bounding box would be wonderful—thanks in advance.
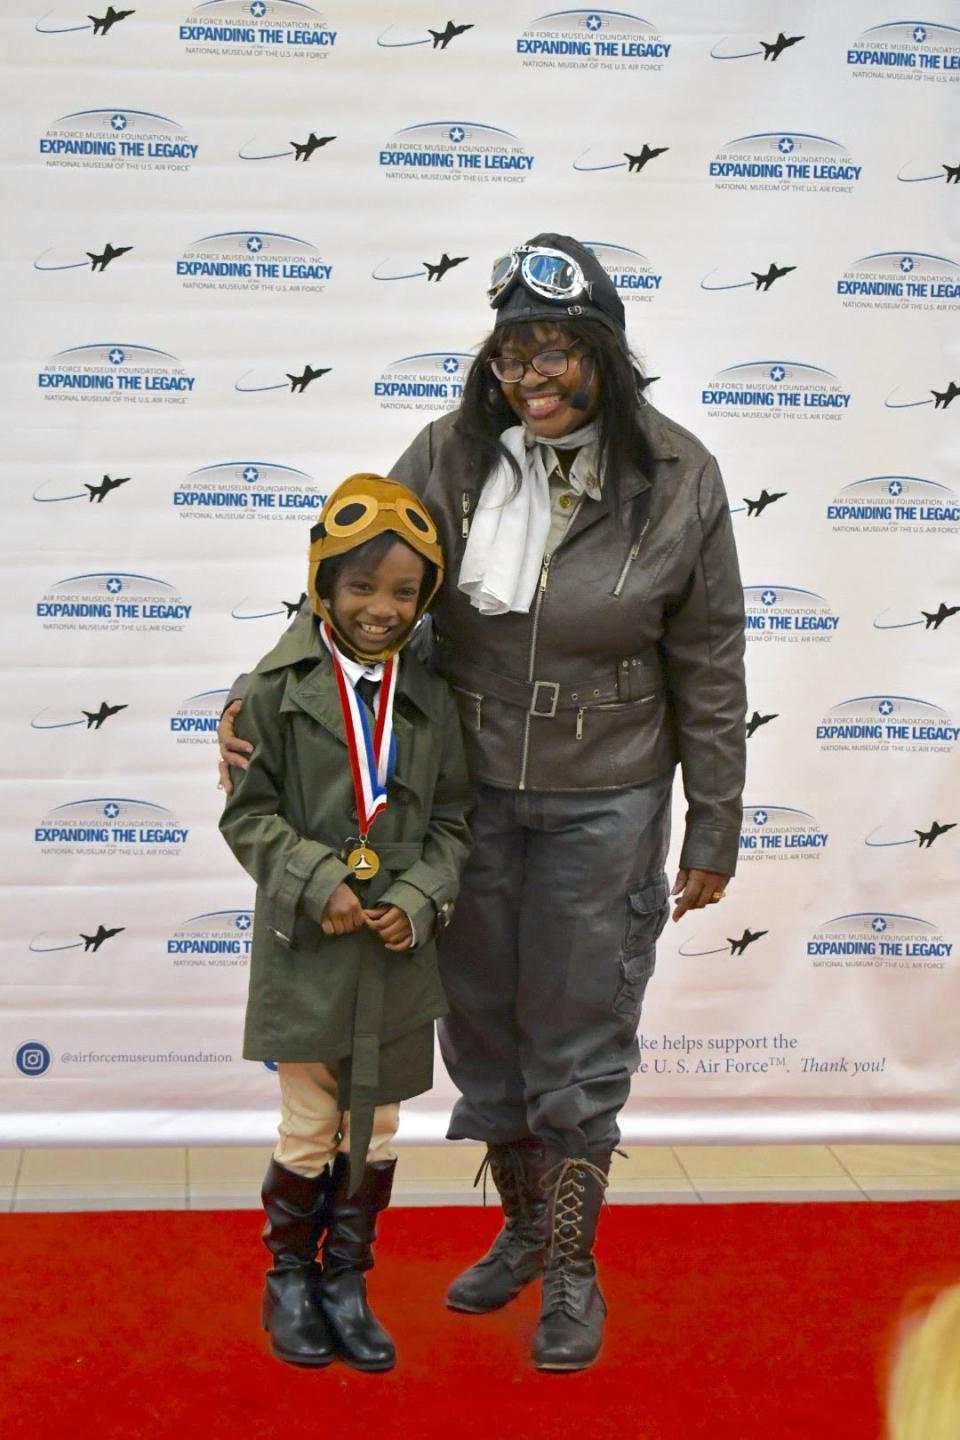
[453,316,656,515]
[315,530,436,609]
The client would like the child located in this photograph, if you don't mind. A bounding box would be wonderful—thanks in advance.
[220,475,472,1372]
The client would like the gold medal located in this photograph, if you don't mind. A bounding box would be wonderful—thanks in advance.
[347,845,380,881]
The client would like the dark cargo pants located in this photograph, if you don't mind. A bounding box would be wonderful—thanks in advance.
[438,774,673,1155]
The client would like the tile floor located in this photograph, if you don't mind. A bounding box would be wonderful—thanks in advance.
[4,1144,960,1211]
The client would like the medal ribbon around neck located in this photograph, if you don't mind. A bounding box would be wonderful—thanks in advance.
[323,622,398,870]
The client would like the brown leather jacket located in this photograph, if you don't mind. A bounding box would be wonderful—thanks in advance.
[390,402,747,876]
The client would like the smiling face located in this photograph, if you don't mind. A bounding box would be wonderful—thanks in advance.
[494,322,601,438]
[326,539,426,656]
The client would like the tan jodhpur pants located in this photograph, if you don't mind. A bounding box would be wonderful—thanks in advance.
[273,1061,400,1178]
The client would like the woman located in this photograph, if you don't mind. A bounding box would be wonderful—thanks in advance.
[221,234,747,1371]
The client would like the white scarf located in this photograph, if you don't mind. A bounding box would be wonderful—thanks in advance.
[457,421,599,615]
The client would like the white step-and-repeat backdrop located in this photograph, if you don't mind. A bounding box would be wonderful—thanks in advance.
[3,2,957,1145]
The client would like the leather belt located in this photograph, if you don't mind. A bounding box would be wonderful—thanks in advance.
[443,663,625,716]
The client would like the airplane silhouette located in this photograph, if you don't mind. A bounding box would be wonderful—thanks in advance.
[915,820,956,848]
[921,603,959,630]
[287,364,330,393]
[752,263,795,291]
[424,253,468,282]
[80,924,125,951]
[760,32,804,61]
[283,593,308,619]
[291,133,336,162]
[89,7,134,35]
[746,710,778,738]
[429,21,473,48]
[728,928,767,955]
[87,243,132,272]
[637,374,660,392]
[943,164,960,184]
[931,381,959,409]
[624,145,669,172]
[744,489,787,517]
[83,701,128,729]
[85,473,130,502]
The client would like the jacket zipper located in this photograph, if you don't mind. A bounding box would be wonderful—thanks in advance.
[612,518,650,597]
[518,554,551,790]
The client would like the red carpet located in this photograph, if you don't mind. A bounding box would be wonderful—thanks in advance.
[0,1202,957,1440]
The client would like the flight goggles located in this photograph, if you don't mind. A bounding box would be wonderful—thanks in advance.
[488,245,593,309]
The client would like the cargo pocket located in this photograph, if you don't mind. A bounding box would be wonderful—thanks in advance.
[451,686,483,732]
[614,876,670,1019]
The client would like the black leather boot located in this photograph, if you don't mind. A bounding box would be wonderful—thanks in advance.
[532,1150,611,1372]
[319,1154,397,1372]
[260,1157,336,1367]
[446,1139,548,1312]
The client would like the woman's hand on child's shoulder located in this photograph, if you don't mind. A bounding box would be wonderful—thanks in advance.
[218,700,253,794]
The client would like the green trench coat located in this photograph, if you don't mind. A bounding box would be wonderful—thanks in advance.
[219,620,472,1190]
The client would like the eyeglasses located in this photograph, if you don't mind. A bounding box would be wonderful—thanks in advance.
[488,345,583,385]
[487,245,593,308]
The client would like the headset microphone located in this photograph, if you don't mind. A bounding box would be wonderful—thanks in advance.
[569,356,595,411]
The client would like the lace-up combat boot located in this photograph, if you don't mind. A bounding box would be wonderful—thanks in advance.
[446,1139,548,1312]
[318,1154,397,1371]
[260,1157,336,1366]
[532,1151,611,1371]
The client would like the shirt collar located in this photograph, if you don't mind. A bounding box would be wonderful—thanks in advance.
[541,440,602,501]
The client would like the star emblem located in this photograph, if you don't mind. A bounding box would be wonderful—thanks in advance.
[753,810,768,826]
[872,916,887,933]
[448,126,465,143]
[104,802,120,819]
[778,136,795,154]
[770,365,786,382]
[247,235,263,253]
[251,0,267,16]
[878,699,894,716]
[443,357,460,373]
[761,589,777,606]
[586,13,602,29]
[108,348,125,365]
[235,913,252,930]
[106,576,123,594]
[111,113,127,131]
[900,256,914,273]
[913,25,927,43]
[888,480,903,497]
[243,466,259,483]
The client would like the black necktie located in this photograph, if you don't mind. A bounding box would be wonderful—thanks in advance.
[356,676,378,711]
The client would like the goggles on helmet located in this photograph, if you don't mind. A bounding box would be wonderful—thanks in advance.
[487,245,593,309]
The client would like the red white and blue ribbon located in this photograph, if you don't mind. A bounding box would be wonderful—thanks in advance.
[322,622,398,839]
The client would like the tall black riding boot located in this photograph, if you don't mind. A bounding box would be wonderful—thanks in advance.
[446,1139,548,1312]
[260,1157,336,1367]
[319,1154,397,1372]
[532,1150,611,1372]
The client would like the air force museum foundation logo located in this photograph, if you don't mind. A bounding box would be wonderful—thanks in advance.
[36,573,192,631]
[174,462,324,519]
[743,587,839,642]
[35,798,188,855]
[808,914,952,971]
[177,233,332,293]
[379,122,534,183]
[584,242,662,302]
[838,252,960,309]
[168,910,253,967]
[710,132,861,191]
[817,696,958,752]
[38,344,195,405]
[171,689,231,744]
[847,20,960,80]
[40,110,197,170]
[516,10,671,71]
[179,1,336,58]
[739,805,829,863]
[827,476,960,533]
[703,362,850,420]
[375,352,472,412]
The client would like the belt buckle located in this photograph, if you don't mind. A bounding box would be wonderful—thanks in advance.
[530,680,560,718]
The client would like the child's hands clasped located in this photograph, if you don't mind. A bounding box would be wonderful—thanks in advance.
[319,887,413,951]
